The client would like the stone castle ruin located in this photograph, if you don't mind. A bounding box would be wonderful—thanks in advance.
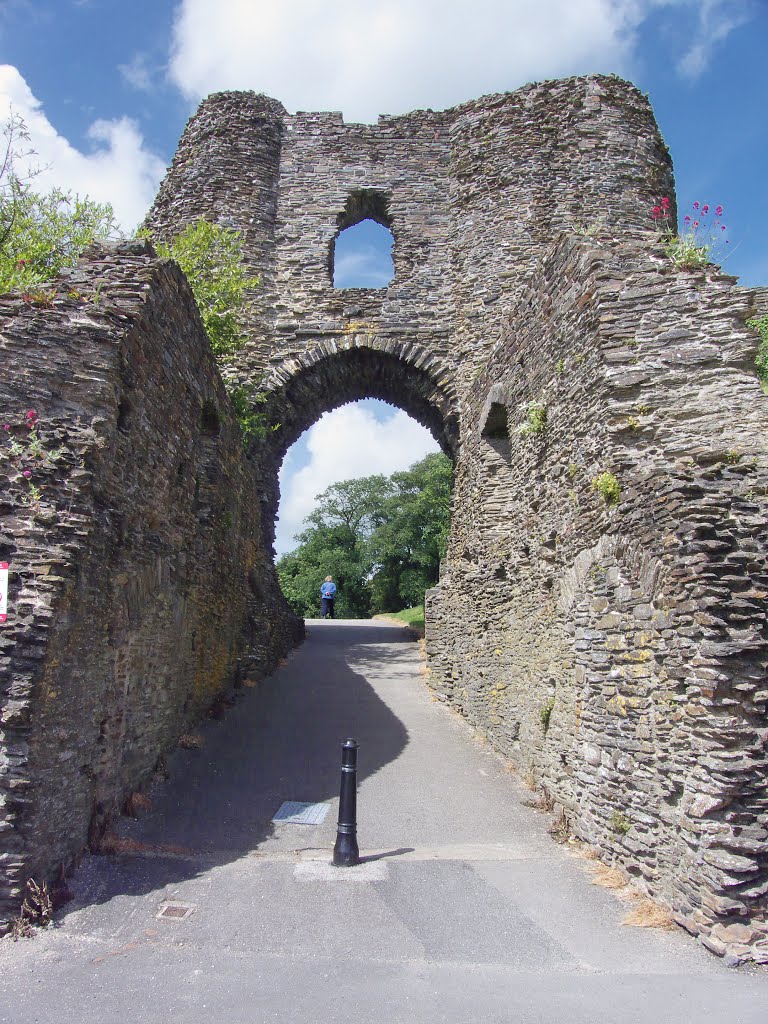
[1,74,767,960]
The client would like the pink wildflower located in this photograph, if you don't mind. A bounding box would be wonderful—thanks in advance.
[26,409,36,420]
[693,221,699,228]
[702,205,709,214]
[684,215,691,223]
[23,470,31,478]
[2,424,9,431]
[661,197,670,208]
[693,201,700,210]
[715,205,723,216]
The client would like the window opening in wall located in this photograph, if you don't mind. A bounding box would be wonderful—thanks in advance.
[481,400,512,467]
[481,402,509,440]
[200,400,221,437]
[333,221,394,288]
[330,189,394,289]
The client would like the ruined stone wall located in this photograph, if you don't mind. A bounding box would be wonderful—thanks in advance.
[0,242,299,926]
[145,74,673,400]
[142,77,766,955]
[751,287,768,317]
[3,74,766,960]
[427,234,768,957]
[144,73,673,552]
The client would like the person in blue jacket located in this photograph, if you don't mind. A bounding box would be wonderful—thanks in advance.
[320,576,337,619]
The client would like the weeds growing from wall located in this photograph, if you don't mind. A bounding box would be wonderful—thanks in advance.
[518,400,547,437]
[539,696,555,732]
[11,879,53,939]
[548,809,571,843]
[226,382,277,445]
[748,314,768,391]
[140,220,274,445]
[147,219,258,360]
[652,197,730,270]
[611,810,631,835]
[1,409,64,512]
[591,471,620,506]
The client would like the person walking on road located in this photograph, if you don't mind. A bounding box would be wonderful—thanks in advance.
[320,576,337,619]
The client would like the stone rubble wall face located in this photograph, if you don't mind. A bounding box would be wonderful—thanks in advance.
[427,236,768,956]
[145,75,673,401]
[750,286,768,317]
[145,91,287,369]
[3,74,766,960]
[0,243,299,925]
[144,70,677,573]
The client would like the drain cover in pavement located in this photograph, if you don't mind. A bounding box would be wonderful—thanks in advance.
[157,901,196,921]
[272,801,330,825]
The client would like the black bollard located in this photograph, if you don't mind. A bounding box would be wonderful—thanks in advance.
[333,738,360,867]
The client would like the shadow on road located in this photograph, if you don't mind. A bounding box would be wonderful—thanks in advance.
[63,622,414,914]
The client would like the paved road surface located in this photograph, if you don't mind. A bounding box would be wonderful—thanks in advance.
[1,620,766,1023]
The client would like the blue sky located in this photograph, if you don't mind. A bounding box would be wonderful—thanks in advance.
[1,0,766,553]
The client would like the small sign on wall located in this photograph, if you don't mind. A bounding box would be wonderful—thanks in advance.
[0,562,8,623]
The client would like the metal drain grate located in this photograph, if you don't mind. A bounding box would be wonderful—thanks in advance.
[157,901,196,921]
[272,801,330,826]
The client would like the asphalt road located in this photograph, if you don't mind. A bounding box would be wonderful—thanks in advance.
[1,619,766,1023]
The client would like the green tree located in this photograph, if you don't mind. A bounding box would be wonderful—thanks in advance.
[276,474,393,618]
[368,453,452,612]
[275,453,453,619]
[152,218,258,359]
[0,187,116,293]
[0,115,116,293]
[1,113,36,251]
[277,524,368,619]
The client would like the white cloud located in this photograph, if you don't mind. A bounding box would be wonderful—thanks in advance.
[334,243,393,288]
[168,0,751,123]
[0,65,166,231]
[275,402,439,555]
[118,53,156,93]
[675,0,752,78]
[169,0,757,120]
[169,0,644,123]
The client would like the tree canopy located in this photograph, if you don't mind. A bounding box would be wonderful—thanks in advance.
[0,114,115,293]
[276,452,452,619]
[150,217,258,360]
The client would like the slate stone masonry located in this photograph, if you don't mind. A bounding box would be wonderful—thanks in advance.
[0,242,300,928]
[2,73,766,960]
[427,235,768,960]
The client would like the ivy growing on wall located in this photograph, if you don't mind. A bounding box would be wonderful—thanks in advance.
[148,218,258,360]
[748,315,768,391]
[142,218,272,444]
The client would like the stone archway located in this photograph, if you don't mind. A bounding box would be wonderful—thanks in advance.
[252,341,460,552]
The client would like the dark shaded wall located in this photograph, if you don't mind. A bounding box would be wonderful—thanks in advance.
[0,242,299,926]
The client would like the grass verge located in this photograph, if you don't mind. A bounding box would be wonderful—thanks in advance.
[373,604,425,635]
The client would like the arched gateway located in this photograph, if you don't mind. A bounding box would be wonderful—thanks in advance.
[1,76,767,959]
